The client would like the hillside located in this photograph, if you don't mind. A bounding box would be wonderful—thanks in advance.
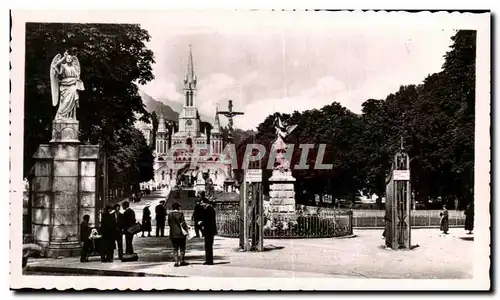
[138,90,213,124]
[138,90,179,122]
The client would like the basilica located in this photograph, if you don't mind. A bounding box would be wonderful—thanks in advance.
[135,47,232,192]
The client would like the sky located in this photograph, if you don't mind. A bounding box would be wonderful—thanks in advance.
[139,11,455,130]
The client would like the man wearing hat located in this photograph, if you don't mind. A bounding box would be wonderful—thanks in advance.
[199,198,217,265]
[155,200,167,237]
[192,192,206,238]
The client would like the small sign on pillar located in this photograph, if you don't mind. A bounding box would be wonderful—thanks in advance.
[245,169,262,183]
[393,170,410,181]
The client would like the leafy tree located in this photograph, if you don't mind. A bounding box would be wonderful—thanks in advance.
[357,30,476,209]
[108,127,154,190]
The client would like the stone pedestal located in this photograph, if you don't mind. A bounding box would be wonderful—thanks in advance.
[31,120,99,258]
[268,170,296,220]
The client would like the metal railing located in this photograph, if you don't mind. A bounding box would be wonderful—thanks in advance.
[216,207,466,238]
[216,208,353,238]
[351,209,466,228]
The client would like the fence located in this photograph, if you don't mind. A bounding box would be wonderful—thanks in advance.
[216,208,353,239]
[351,210,466,228]
[216,207,466,238]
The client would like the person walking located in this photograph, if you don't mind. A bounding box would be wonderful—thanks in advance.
[168,203,190,267]
[155,200,167,237]
[464,203,474,234]
[112,203,124,260]
[199,198,217,265]
[440,205,449,234]
[142,204,152,237]
[100,205,117,262]
[79,214,92,262]
[192,199,205,238]
[122,201,136,254]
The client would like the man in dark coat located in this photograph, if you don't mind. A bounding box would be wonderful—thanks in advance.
[383,209,392,248]
[121,201,136,254]
[155,200,167,237]
[465,203,474,234]
[113,203,124,259]
[199,198,217,265]
[100,206,117,262]
[192,198,205,238]
[80,214,92,262]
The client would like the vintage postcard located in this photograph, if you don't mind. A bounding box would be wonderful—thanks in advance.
[10,9,491,290]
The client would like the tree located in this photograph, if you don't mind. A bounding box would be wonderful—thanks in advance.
[356,30,476,209]
[108,127,154,191]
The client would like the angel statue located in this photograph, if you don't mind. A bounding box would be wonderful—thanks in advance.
[274,116,297,141]
[272,116,297,173]
[50,51,84,121]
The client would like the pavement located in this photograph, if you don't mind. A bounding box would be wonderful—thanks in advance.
[25,227,473,279]
[24,190,474,278]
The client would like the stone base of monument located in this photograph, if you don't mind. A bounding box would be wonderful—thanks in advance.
[47,241,82,258]
[268,170,297,221]
[50,119,80,143]
[31,120,100,258]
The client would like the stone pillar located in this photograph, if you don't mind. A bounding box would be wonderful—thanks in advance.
[47,120,81,256]
[31,119,100,257]
[79,145,100,228]
[268,170,296,221]
[32,145,53,250]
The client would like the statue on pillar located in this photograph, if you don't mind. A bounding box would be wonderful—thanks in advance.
[272,116,297,174]
[50,51,85,121]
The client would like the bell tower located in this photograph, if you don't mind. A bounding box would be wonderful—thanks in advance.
[179,45,200,136]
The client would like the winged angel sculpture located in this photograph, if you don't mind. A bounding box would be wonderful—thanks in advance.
[274,116,297,140]
[50,51,85,120]
[272,116,298,172]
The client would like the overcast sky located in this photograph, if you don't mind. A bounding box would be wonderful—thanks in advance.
[140,12,455,130]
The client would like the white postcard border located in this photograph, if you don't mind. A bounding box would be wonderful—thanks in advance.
[9,10,491,290]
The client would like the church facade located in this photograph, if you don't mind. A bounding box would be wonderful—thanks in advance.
[137,47,231,192]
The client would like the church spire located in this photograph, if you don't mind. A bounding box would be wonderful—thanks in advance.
[183,45,197,107]
[157,108,166,133]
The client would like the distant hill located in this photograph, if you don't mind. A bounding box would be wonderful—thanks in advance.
[156,96,183,116]
[157,96,213,122]
[138,90,179,122]
[138,90,214,124]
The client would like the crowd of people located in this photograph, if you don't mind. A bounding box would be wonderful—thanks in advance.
[79,192,217,267]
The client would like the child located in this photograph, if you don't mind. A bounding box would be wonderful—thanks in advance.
[80,215,92,262]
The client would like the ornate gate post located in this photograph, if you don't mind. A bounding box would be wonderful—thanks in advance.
[239,170,264,251]
[385,147,411,250]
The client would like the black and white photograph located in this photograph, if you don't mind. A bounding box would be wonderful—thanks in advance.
[9,9,490,290]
